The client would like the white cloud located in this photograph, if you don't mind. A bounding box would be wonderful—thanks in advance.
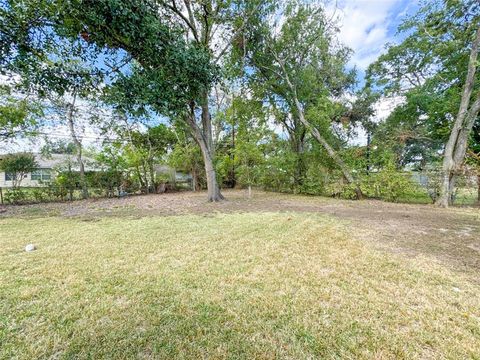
[329,0,415,70]
[349,95,405,146]
[373,95,404,122]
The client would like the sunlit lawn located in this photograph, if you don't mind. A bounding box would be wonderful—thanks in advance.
[1,212,479,359]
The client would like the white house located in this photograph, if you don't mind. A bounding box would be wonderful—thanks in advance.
[1,153,193,189]
[0,153,92,188]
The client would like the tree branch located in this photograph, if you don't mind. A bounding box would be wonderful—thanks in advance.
[213,2,263,63]
[162,0,200,42]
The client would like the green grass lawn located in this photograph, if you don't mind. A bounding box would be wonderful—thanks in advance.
[1,212,479,359]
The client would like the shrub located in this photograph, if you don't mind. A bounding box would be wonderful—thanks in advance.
[299,166,326,195]
[325,180,359,200]
[31,187,49,202]
[47,181,68,200]
[4,188,27,204]
[361,168,425,202]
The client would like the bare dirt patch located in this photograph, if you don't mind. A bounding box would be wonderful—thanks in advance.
[2,189,479,280]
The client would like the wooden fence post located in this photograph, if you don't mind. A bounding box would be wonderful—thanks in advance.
[0,187,3,205]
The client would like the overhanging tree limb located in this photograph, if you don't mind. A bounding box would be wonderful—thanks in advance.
[274,52,363,199]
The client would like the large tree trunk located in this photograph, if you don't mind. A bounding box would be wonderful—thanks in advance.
[453,94,480,164]
[437,26,480,207]
[67,92,88,200]
[165,8,225,201]
[201,91,214,157]
[198,136,224,201]
[158,0,261,200]
[186,108,224,202]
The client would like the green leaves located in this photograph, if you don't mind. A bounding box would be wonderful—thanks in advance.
[0,86,42,139]
[367,0,480,168]
[1,0,219,117]
[64,0,218,114]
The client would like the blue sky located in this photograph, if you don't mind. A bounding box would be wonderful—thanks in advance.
[331,0,419,78]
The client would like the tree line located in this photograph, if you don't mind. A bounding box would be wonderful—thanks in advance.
[0,0,479,207]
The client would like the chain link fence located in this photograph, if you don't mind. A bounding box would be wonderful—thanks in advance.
[412,168,479,206]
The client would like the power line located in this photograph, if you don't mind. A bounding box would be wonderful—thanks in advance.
[9,130,122,143]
